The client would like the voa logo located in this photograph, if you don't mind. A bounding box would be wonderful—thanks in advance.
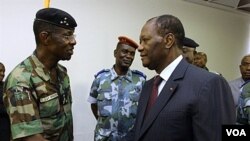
[226,129,246,136]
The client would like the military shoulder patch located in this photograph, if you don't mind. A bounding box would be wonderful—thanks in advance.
[94,69,110,78]
[132,70,146,79]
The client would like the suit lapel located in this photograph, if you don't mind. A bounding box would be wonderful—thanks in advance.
[139,81,178,137]
[138,59,189,140]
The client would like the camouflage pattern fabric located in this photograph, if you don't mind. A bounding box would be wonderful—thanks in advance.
[88,67,146,141]
[237,81,250,124]
[3,54,73,141]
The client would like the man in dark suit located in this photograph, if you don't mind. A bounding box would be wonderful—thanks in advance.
[133,14,236,141]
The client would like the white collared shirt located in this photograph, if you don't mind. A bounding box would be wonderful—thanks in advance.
[158,55,183,95]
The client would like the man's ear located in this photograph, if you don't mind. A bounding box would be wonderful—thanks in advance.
[164,33,175,49]
[39,31,50,45]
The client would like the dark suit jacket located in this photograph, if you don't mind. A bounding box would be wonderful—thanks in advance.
[133,59,236,141]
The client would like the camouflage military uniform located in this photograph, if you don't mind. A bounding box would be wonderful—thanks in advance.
[88,67,146,141]
[237,81,250,124]
[3,54,73,141]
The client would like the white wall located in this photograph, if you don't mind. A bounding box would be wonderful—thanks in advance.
[0,0,250,140]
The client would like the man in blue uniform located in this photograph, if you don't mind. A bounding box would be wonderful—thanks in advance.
[229,54,250,106]
[87,36,146,141]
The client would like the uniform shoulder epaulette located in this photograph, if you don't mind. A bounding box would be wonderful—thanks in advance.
[132,70,146,79]
[94,69,110,78]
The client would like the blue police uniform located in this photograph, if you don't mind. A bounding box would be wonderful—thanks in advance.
[88,67,146,141]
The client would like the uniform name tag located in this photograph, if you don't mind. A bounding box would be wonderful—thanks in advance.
[40,93,58,103]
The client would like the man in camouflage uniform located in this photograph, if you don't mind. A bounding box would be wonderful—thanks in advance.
[237,81,250,124]
[88,36,146,141]
[3,8,77,141]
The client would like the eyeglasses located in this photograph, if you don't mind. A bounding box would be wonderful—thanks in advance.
[49,31,76,41]
[62,34,76,41]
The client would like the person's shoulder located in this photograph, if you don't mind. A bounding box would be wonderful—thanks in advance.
[94,69,110,78]
[131,70,146,79]
[5,59,33,88]
[188,64,220,80]
[13,55,39,74]
[242,81,250,92]
[10,58,32,75]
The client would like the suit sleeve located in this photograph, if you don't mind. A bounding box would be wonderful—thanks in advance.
[218,77,236,124]
[192,75,236,141]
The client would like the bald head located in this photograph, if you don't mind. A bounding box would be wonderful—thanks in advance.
[240,54,250,81]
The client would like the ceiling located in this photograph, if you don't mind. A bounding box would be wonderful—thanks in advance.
[183,0,250,15]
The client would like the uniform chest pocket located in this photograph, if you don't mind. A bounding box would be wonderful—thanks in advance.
[97,90,112,117]
[39,93,60,118]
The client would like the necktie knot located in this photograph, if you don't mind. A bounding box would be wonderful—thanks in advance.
[154,75,162,87]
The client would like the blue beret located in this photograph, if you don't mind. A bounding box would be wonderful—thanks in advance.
[118,36,139,49]
[35,8,77,30]
[183,37,199,48]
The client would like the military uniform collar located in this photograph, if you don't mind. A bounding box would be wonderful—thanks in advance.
[110,67,133,82]
[30,54,50,81]
[30,54,62,82]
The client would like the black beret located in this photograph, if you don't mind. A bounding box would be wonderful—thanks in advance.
[183,37,199,48]
[118,36,139,49]
[35,8,77,30]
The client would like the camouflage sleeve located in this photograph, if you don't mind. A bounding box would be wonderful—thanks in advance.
[246,98,250,124]
[3,74,43,139]
[242,83,250,124]
[87,78,99,104]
